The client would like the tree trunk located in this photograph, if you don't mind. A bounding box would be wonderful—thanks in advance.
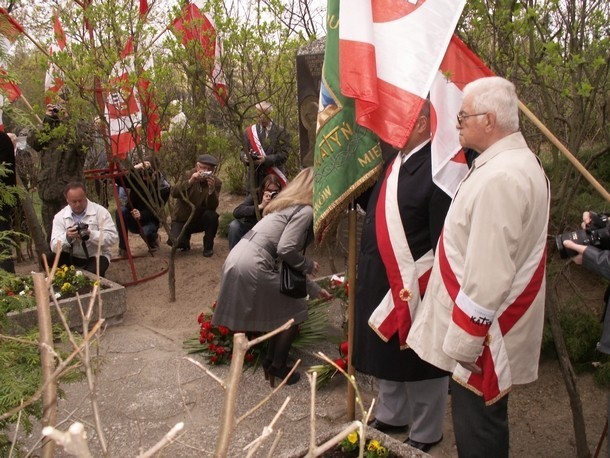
[548,281,591,458]
[17,175,48,268]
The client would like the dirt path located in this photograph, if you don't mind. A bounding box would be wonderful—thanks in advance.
[15,192,609,457]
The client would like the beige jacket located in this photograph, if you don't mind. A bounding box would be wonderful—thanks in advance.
[407,132,550,397]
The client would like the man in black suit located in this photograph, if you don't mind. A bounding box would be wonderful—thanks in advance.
[241,101,291,192]
[352,101,452,453]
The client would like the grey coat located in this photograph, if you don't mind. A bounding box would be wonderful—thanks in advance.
[212,204,321,332]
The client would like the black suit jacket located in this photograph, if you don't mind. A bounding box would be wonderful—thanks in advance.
[352,144,451,381]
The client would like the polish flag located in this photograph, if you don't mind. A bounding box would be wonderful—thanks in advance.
[430,35,495,197]
[172,0,227,105]
[0,8,23,130]
[104,37,142,159]
[45,15,67,104]
[139,0,149,17]
[339,0,466,149]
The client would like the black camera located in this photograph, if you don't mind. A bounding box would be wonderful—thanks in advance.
[269,191,278,199]
[555,212,610,259]
[73,222,90,242]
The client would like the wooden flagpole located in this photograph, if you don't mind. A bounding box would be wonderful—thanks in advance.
[346,201,357,420]
[518,100,610,202]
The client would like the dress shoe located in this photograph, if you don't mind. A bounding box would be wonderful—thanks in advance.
[367,418,409,434]
[404,435,443,453]
[202,248,213,257]
[267,365,300,388]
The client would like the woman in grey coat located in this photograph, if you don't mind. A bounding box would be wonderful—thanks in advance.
[212,167,331,386]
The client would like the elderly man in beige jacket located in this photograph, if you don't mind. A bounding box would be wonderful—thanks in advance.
[407,76,550,458]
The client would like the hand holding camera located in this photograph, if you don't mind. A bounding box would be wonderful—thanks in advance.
[556,211,610,259]
[67,222,90,242]
[45,104,63,119]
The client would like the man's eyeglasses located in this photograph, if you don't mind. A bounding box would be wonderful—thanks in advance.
[457,112,488,126]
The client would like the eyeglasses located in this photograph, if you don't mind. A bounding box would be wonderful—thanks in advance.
[456,112,488,126]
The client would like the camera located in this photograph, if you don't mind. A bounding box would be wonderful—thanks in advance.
[269,191,278,199]
[250,151,262,160]
[555,212,610,259]
[200,171,213,178]
[73,222,90,242]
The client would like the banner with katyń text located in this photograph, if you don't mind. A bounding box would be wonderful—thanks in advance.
[313,0,381,243]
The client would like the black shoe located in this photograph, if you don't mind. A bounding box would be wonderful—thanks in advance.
[367,418,409,434]
[267,366,300,388]
[202,248,213,257]
[404,436,443,453]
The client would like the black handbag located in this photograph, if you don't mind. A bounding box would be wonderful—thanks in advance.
[279,261,307,298]
[279,205,308,298]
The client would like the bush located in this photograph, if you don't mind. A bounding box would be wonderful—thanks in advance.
[541,305,607,375]
[218,212,233,238]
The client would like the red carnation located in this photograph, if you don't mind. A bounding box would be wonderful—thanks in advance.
[7,290,14,296]
[333,357,348,371]
[208,343,216,351]
[197,312,205,324]
[245,353,254,362]
[210,355,218,363]
[212,301,217,310]
[202,321,212,330]
[218,326,230,336]
[216,346,226,355]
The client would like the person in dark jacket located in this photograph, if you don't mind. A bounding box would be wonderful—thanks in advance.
[169,154,221,257]
[227,175,283,250]
[28,103,88,242]
[116,158,170,256]
[241,101,290,192]
[352,102,453,453]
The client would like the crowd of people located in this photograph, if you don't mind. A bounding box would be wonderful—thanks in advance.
[5,78,606,457]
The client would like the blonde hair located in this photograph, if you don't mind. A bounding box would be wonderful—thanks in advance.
[263,167,314,216]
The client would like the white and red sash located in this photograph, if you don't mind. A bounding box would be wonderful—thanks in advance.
[368,153,433,348]
[438,222,548,404]
[247,124,288,187]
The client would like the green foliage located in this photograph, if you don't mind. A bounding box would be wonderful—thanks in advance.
[541,306,604,372]
[0,325,82,456]
[222,155,246,194]
[218,212,233,239]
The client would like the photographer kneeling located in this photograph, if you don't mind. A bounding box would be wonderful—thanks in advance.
[51,182,118,277]
[563,211,610,439]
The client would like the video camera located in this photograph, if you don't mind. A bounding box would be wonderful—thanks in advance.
[555,211,610,259]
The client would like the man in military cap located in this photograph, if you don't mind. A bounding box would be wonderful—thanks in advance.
[168,154,222,257]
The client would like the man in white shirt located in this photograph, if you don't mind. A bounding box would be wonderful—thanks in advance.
[51,182,118,277]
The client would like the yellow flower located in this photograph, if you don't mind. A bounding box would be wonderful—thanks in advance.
[376,446,387,456]
[367,439,380,451]
[347,432,358,444]
[61,282,72,292]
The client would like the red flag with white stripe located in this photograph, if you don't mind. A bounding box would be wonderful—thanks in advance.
[339,0,465,149]
[45,15,68,104]
[139,0,149,17]
[430,35,495,197]
[0,9,23,131]
[172,0,227,105]
[104,37,142,159]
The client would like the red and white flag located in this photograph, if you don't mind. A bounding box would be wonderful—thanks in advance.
[0,9,23,130]
[172,0,227,105]
[104,37,142,159]
[430,35,495,197]
[339,0,465,149]
[139,0,149,17]
[45,15,68,104]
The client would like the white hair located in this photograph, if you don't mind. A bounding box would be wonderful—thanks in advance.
[463,77,519,133]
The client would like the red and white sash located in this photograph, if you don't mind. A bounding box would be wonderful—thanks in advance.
[368,153,433,349]
[247,124,288,187]
[438,222,548,404]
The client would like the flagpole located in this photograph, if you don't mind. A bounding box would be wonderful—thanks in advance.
[19,94,43,124]
[518,100,610,202]
[346,201,357,421]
